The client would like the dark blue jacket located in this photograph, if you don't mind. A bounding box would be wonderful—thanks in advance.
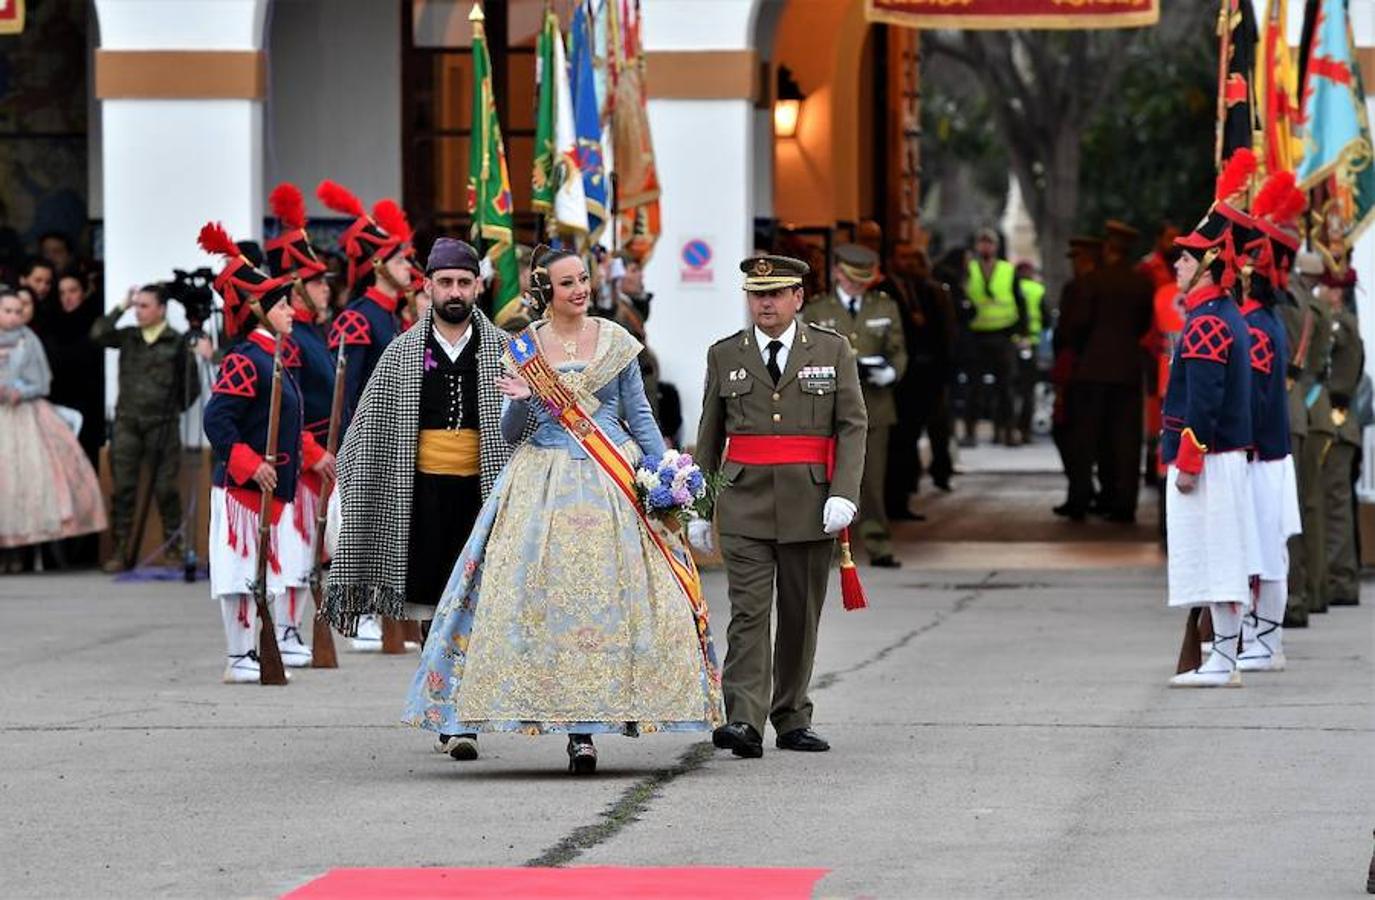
[204,329,320,503]
[1160,284,1253,473]
[291,315,337,444]
[1241,295,1291,461]
[329,287,400,435]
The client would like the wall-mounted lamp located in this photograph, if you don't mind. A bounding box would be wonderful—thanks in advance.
[774,65,805,139]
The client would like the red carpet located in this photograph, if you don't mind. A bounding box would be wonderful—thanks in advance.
[285,866,828,898]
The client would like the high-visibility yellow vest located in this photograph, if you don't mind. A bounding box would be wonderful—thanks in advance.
[965,259,1019,332]
[1018,277,1045,344]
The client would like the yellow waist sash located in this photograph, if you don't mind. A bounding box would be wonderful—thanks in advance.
[417,429,480,476]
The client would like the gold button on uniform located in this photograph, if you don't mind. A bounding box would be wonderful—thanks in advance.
[772,413,781,422]
[772,392,780,401]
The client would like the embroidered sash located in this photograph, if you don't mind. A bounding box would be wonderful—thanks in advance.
[506,328,719,684]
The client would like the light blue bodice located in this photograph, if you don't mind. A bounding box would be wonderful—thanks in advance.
[501,358,666,461]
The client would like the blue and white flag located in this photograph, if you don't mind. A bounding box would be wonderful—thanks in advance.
[569,1,608,242]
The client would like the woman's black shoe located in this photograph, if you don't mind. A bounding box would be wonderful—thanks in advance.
[567,735,597,775]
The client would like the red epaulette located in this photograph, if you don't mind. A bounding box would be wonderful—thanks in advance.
[1247,326,1274,375]
[212,353,257,398]
[329,309,372,349]
[1180,315,1231,364]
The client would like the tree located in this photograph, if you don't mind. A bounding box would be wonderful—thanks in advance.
[925,5,1216,292]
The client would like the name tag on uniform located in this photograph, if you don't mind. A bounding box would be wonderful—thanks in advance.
[799,365,836,393]
[865,317,892,329]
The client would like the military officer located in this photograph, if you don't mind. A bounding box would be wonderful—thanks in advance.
[803,244,907,567]
[1322,280,1363,607]
[1284,255,1336,621]
[691,254,867,758]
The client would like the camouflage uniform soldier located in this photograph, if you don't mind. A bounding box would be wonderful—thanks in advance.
[92,285,203,571]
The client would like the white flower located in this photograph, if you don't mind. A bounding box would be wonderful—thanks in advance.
[636,469,660,491]
[662,449,680,467]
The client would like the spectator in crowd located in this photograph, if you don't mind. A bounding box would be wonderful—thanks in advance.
[962,228,1028,447]
[91,285,209,571]
[14,285,35,326]
[609,249,663,428]
[0,289,107,572]
[20,258,55,305]
[36,271,105,467]
[1051,237,1103,518]
[38,232,76,275]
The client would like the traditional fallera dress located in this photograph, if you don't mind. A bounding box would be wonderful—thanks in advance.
[404,320,723,735]
[0,325,107,548]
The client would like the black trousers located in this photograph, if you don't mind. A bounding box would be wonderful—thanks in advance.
[1065,382,1143,517]
[964,330,1017,434]
[406,471,483,614]
[886,369,953,513]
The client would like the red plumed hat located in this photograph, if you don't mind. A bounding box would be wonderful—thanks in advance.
[316,179,406,291]
[198,221,291,337]
[266,183,328,283]
[1246,170,1306,288]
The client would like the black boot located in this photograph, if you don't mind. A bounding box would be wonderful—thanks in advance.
[567,734,597,775]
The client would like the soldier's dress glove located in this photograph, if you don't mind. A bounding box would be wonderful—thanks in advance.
[866,365,898,387]
[822,497,857,534]
[687,518,715,555]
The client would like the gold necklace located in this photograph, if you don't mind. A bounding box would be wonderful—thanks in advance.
[550,318,587,359]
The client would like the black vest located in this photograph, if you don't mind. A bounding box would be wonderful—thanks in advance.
[419,324,480,431]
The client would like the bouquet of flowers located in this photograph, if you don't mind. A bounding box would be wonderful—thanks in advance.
[633,449,717,529]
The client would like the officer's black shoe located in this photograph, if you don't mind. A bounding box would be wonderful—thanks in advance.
[1052,503,1087,522]
[871,555,902,569]
[1330,596,1359,607]
[776,727,830,752]
[712,722,764,758]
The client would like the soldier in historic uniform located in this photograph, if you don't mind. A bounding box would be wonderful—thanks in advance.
[198,222,335,683]
[264,182,336,666]
[1235,171,1304,671]
[1321,273,1363,607]
[802,244,906,567]
[92,284,204,571]
[691,254,866,757]
[1162,157,1257,688]
[315,180,418,650]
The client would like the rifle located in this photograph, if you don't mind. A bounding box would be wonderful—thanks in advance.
[252,334,289,686]
[308,343,346,669]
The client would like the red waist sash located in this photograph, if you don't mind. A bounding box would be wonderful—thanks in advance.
[725,434,835,478]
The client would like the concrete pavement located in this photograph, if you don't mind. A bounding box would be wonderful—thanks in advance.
[1,475,1371,898]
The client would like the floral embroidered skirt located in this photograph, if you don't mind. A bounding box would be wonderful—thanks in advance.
[0,400,107,548]
[403,443,724,735]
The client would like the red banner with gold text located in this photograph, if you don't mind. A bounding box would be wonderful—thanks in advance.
[0,0,24,34]
[866,0,1158,30]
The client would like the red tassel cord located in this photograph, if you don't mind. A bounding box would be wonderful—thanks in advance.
[837,527,868,611]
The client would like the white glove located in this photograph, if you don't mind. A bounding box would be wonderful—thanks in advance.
[688,518,715,554]
[867,365,897,387]
[324,488,342,559]
[822,496,857,535]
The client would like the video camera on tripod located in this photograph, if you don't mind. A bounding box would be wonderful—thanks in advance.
[163,267,218,341]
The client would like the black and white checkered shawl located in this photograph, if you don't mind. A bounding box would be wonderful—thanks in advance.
[324,308,515,635]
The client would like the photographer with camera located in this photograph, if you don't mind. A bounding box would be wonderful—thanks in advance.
[92,284,212,572]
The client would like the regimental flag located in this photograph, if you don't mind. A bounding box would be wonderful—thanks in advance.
[1257,0,1302,176]
[1296,0,1375,239]
[467,2,522,324]
[552,10,589,239]
[532,7,557,217]
[1216,0,1259,169]
[611,0,662,260]
[569,2,608,242]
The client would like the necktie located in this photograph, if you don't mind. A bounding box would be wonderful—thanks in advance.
[848,297,859,318]
[766,340,783,384]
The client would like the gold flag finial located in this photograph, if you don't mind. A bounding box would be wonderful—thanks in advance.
[469,2,485,24]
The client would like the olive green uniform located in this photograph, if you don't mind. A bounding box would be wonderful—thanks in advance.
[1278,281,1334,621]
[803,290,907,560]
[91,310,198,560]
[696,322,867,736]
[1322,306,1363,604]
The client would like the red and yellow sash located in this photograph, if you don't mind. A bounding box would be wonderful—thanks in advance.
[506,327,719,684]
